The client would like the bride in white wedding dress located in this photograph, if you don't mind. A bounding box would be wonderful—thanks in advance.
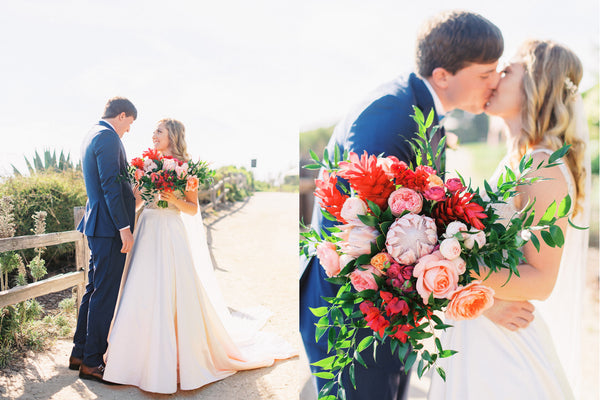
[428,40,590,400]
[102,118,296,394]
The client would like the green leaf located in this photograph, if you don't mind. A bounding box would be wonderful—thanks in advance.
[356,254,372,265]
[558,195,571,218]
[311,355,336,369]
[354,349,367,368]
[304,164,323,170]
[358,214,379,227]
[327,327,336,353]
[404,351,418,371]
[530,233,541,252]
[548,144,570,164]
[314,372,335,379]
[439,349,458,358]
[538,201,557,225]
[540,230,556,248]
[549,225,565,247]
[568,217,588,230]
[310,307,329,317]
[349,363,356,389]
[367,200,381,217]
[334,145,340,165]
[436,367,447,382]
[376,234,386,251]
[379,221,393,234]
[357,336,375,352]
[425,108,434,127]
[413,106,425,124]
[309,149,321,163]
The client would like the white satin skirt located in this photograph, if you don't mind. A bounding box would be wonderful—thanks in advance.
[427,312,574,400]
[103,207,296,394]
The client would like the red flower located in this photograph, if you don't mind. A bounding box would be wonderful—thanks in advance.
[380,291,409,317]
[445,178,465,194]
[360,301,390,337]
[337,151,395,210]
[423,186,446,201]
[396,165,436,192]
[433,191,487,230]
[131,157,145,169]
[142,148,163,161]
[314,171,348,222]
[390,324,411,343]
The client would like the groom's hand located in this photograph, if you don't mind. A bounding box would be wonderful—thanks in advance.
[483,298,535,331]
[119,228,134,253]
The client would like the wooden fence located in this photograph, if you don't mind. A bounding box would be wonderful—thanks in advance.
[0,173,250,311]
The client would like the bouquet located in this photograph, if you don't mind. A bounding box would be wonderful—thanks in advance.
[126,148,214,208]
[300,107,577,399]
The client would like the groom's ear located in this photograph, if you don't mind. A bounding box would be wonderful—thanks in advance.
[430,67,452,89]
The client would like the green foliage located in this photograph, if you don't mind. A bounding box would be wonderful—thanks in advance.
[300,126,335,162]
[12,149,81,176]
[0,170,87,273]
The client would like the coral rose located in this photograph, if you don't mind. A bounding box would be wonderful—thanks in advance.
[350,265,382,292]
[439,238,462,260]
[334,222,379,258]
[370,252,391,273]
[388,188,423,216]
[386,214,437,264]
[340,197,368,224]
[134,168,144,181]
[316,242,341,277]
[185,176,199,192]
[413,253,459,304]
[446,281,495,320]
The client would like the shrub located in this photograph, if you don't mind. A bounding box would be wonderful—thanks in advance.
[0,170,87,273]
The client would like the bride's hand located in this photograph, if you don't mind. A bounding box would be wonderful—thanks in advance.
[159,191,177,204]
[483,298,535,331]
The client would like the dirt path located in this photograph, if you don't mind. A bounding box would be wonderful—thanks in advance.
[1,192,300,400]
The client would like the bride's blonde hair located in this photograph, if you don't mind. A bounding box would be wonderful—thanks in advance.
[159,118,190,162]
[510,39,586,215]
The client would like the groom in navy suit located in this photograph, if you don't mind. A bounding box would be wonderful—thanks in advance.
[300,11,508,399]
[70,97,137,382]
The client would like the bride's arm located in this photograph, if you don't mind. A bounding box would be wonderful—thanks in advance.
[160,189,199,216]
[133,185,144,211]
[473,153,570,301]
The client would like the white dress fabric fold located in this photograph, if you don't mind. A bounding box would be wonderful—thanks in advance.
[428,148,587,400]
[103,202,296,394]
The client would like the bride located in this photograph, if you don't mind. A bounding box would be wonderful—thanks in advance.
[428,40,590,399]
[102,118,296,393]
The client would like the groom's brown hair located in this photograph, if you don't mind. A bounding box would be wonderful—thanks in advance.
[102,97,138,120]
[415,10,503,77]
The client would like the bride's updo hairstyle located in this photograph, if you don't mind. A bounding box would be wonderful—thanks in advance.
[159,118,190,162]
[513,39,586,214]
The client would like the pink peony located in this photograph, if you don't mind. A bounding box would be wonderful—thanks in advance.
[446,281,495,320]
[388,188,423,216]
[350,265,382,292]
[334,222,379,258]
[175,163,189,178]
[413,252,459,304]
[386,214,437,264]
[340,197,369,224]
[316,242,341,277]
[439,238,462,260]
[163,158,177,171]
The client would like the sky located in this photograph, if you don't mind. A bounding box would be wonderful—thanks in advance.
[0,1,597,181]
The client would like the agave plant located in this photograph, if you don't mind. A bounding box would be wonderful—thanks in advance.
[12,149,81,175]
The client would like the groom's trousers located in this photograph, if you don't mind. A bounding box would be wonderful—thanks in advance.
[300,256,411,400]
[72,236,126,367]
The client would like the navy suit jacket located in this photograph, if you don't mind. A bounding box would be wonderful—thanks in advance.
[302,72,442,279]
[77,121,136,238]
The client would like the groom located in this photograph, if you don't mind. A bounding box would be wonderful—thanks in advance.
[70,97,137,382]
[300,10,532,400]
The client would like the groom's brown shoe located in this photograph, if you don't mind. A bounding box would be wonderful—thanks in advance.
[79,363,112,384]
[68,356,82,371]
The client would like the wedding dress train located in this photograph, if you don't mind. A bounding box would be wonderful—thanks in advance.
[103,200,296,393]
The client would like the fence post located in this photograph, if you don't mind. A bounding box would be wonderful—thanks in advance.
[73,207,88,317]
